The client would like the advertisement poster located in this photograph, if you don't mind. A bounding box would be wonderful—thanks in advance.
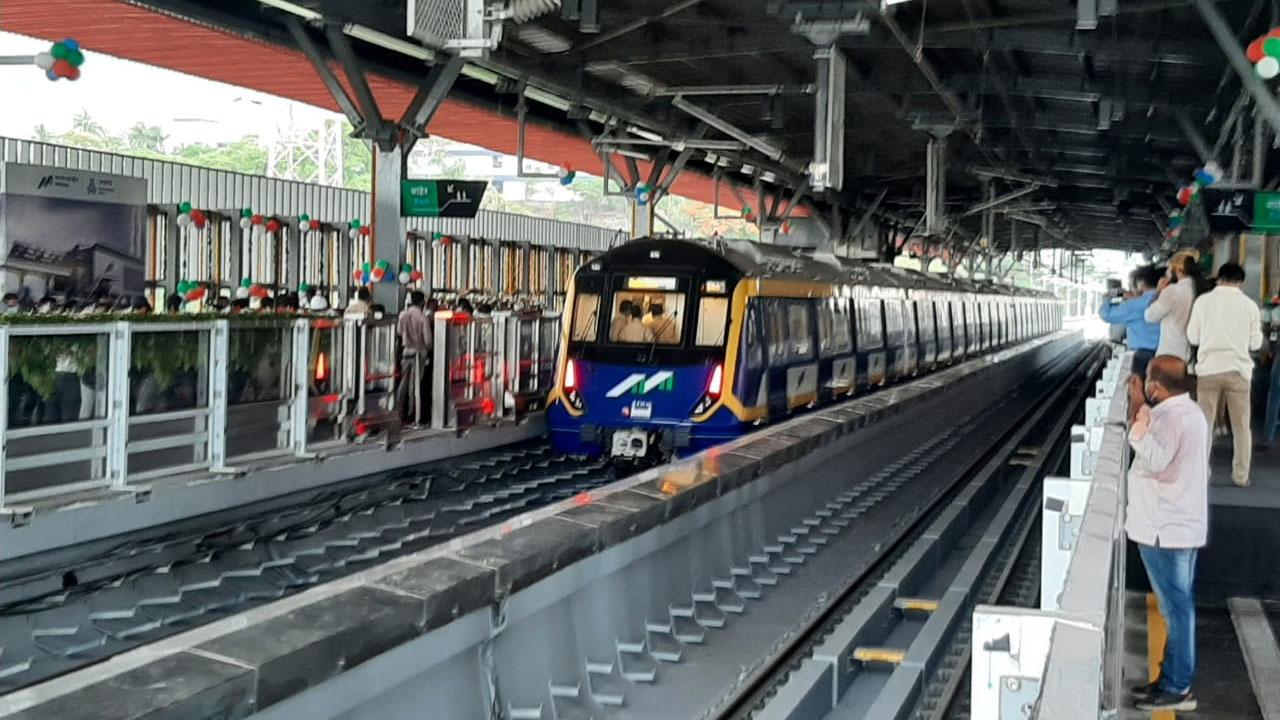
[0,162,147,299]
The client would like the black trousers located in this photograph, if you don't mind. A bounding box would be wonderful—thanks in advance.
[1132,349,1155,380]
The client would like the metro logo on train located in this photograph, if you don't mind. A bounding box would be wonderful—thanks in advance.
[546,238,1062,462]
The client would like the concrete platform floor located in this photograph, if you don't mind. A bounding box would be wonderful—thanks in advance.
[1121,591,1262,720]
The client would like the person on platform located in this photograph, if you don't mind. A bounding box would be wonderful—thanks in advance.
[1145,253,1200,361]
[344,288,372,320]
[1100,265,1162,378]
[1186,262,1262,487]
[397,290,433,425]
[1126,356,1208,712]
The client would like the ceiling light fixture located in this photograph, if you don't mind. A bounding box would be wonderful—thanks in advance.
[257,0,322,20]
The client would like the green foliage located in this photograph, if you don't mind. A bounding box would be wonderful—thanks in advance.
[130,331,203,391]
[9,335,99,400]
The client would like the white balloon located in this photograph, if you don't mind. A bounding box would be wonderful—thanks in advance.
[349,229,360,240]
[398,272,411,284]
[239,217,252,230]
[176,213,192,226]
[1258,56,1279,79]
[235,287,250,299]
[34,52,54,70]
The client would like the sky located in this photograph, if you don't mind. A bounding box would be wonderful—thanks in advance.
[0,30,339,145]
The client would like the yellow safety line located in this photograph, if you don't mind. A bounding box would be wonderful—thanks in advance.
[1147,592,1175,720]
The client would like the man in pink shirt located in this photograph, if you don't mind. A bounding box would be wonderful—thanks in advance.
[1125,355,1208,712]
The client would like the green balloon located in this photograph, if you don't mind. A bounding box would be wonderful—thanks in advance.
[1265,37,1280,58]
[241,208,252,218]
[68,50,84,67]
[362,262,372,272]
[177,281,190,294]
[240,278,252,288]
[179,201,192,214]
[299,282,310,293]
[300,214,310,223]
[401,262,413,273]
[50,43,68,60]
[351,219,361,229]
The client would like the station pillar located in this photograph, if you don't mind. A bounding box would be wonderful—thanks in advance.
[371,146,407,312]
[631,198,655,238]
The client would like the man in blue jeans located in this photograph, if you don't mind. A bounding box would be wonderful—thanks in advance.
[1100,265,1162,378]
[1125,356,1209,711]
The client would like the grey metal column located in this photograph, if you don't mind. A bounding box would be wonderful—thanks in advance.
[925,133,949,236]
[1195,0,1280,135]
[284,227,301,293]
[163,213,180,294]
[372,146,406,312]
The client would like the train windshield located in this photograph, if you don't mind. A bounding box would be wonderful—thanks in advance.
[607,289,685,345]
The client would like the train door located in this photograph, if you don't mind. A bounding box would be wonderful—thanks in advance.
[763,299,791,419]
[916,299,937,368]
[816,297,855,401]
[856,298,887,386]
[734,300,768,412]
[935,298,953,363]
[901,299,918,375]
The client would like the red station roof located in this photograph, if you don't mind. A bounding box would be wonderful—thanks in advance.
[1,0,757,212]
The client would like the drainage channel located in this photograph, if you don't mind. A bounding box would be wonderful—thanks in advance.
[734,345,1102,720]
[0,442,613,695]
[482,343,1098,720]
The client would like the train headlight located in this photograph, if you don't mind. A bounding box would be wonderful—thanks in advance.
[563,358,584,411]
[692,363,723,416]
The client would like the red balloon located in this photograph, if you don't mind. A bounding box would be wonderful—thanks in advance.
[353,269,363,282]
[359,226,372,237]
[184,287,206,301]
[409,270,424,281]
[52,59,74,77]
[251,214,264,225]
[309,219,321,231]
[371,268,385,281]
[1249,38,1267,63]
[1268,27,1280,39]
[66,66,80,81]
[266,219,281,233]
[1177,187,1193,206]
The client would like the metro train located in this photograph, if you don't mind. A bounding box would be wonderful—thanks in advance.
[546,238,1062,460]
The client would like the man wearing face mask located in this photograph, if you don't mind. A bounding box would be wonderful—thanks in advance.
[1124,356,1208,712]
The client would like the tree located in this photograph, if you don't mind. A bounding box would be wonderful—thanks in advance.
[126,123,167,154]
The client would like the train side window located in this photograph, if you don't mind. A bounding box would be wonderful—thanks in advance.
[917,300,935,339]
[742,301,766,371]
[903,301,918,343]
[859,299,884,348]
[883,301,903,344]
[787,301,814,360]
[765,299,789,365]
[816,299,834,357]
[831,298,853,354]
[695,295,730,346]
[570,293,601,342]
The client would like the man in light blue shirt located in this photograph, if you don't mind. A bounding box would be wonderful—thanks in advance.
[1101,265,1162,377]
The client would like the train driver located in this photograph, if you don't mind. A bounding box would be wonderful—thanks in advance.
[619,302,652,343]
[645,302,678,344]
[610,300,635,341]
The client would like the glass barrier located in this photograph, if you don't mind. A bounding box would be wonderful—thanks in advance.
[126,324,213,480]
[226,322,293,460]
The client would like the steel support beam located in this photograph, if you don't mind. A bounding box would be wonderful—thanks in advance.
[670,96,785,162]
[285,18,363,130]
[846,188,888,248]
[1194,0,1280,137]
[964,184,1042,216]
[324,24,394,150]
[651,84,814,96]
[398,53,465,153]
[812,47,846,191]
[1174,110,1217,165]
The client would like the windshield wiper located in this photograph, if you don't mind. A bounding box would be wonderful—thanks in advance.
[572,308,598,343]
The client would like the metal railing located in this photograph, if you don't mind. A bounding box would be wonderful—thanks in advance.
[970,350,1130,720]
[0,311,561,516]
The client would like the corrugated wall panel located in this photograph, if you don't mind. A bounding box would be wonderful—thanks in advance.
[0,137,612,251]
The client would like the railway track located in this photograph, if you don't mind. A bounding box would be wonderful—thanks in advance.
[0,442,614,694]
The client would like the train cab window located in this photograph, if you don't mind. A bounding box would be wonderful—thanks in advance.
[787,301,814,360]
[695,295,730,346]
[741,302,766,372]
[570,293,601,342]
[608,288,686,345]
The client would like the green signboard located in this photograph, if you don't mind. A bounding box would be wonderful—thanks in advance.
[1254,191,1280,232]
[400,179,487,218]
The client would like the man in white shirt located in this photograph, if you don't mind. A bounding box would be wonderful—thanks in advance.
[1186,262,1263,487]
[1144,253,1199,360]
[1125,356,1208,712]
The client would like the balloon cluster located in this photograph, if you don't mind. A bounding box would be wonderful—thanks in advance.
[349,219,372,241]
[36,38,84,82]
[1176,161,1221,208]
[397,262,425,284]
[741,205,756,224]
[432,232,454,246]
[299,214,322,234]
[174,202,208,230]
[634,184,653,206]
[233,278,271,300]
[1247,29,1280,78]
[557,165,576,186]
[239,208,261,232]
[176,280,207,302]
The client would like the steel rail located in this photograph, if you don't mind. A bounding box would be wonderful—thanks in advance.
[720,344,1105,720]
